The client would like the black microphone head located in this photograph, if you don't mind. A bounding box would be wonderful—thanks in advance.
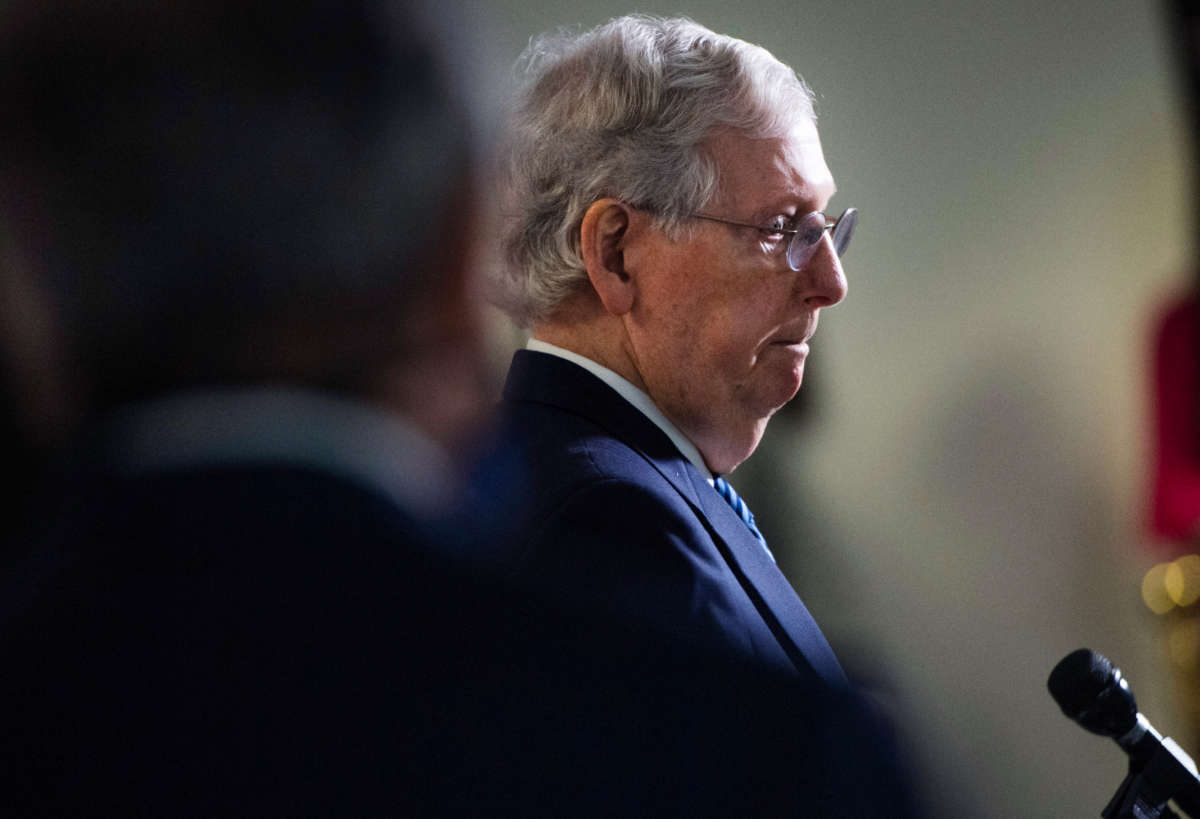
[1047,648,1138,738]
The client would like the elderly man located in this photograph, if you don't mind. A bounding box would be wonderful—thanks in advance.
[491,15,857,685]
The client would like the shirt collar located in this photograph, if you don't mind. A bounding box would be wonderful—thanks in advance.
[96,386,458,516]
[526,338,712,481]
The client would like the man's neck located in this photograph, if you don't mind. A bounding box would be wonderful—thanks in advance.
[530,316,648,395]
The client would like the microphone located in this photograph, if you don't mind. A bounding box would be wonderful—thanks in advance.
[1048,648,1200,818]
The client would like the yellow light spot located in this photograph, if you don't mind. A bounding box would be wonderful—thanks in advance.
[1169,619,1200,670]
[1166,564,1185,605]
[1167,554,1200,607]
[1143,562,1176,614]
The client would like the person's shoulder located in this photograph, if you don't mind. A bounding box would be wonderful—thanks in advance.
[2,462,440,630]
[500,395,671,484]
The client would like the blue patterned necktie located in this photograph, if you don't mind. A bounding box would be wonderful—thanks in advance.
[712,476,775,563]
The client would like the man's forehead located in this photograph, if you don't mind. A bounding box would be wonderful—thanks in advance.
[708,120,836,212]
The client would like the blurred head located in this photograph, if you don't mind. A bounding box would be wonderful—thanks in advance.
[493,15,847,473]
[0,0,492,453]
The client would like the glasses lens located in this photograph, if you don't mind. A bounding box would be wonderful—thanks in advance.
[831,208,857,257]
[786,212,829,271]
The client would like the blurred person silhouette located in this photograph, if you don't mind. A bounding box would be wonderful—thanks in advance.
[0,3,917,815]
[0,218,71,554]
[0,0,505,812]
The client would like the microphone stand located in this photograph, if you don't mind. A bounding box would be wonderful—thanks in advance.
[1104,768,1181,818]
[1102,716,1200,819]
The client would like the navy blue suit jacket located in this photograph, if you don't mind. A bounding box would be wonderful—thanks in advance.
[498,350,845,687]
[3,422,915,817]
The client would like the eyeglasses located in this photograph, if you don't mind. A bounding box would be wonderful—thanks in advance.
[689,207,858,271]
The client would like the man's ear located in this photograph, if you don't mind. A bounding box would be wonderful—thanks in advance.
[580,198,636,316]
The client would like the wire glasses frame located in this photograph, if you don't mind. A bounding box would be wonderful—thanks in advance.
[689,207,858,271]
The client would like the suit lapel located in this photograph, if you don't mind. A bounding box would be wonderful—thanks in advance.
[504,350,845,685]
[683,468,846,686]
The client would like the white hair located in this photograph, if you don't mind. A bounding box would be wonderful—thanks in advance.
[491,15,816,326]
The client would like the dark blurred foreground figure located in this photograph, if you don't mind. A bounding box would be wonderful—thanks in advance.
[0,228,64,554]
[0,2,917,815]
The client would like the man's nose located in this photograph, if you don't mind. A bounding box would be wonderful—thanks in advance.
[798,233,848,308]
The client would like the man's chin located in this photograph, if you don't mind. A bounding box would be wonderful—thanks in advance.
[756,345,806,400]
[761,366,805,414]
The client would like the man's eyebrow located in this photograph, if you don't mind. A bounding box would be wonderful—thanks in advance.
[756,191,836,217]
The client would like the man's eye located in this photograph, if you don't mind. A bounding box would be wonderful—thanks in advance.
[764,216,790,234]
[758,228,787,248]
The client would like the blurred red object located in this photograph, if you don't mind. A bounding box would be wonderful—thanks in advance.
[1151,291,1200,547]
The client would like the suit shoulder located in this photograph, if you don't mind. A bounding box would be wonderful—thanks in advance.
[499,399,674,490]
